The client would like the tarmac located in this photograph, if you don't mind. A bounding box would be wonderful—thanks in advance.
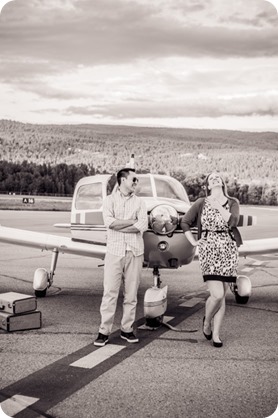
[0,209,277,418]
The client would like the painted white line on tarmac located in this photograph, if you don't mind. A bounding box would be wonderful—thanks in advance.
[70,344,126,369]
[0,395,39,417]
[180,297,203,307]
[252,260,263,266]
[241,267,254,272]
[163,316,175,323]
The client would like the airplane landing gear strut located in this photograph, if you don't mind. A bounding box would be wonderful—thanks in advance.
[33,248,59,297]
[153,266,161,288]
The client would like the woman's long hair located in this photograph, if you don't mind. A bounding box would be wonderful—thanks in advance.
[204,172,231,198]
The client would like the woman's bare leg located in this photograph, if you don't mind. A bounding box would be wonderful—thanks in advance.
[203,281,225,336]
[212,283,229,342]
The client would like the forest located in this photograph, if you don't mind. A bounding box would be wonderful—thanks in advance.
[0,160,277,206]
[0,119,277,205]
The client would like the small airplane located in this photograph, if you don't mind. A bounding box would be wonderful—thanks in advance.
[0,155,278,322]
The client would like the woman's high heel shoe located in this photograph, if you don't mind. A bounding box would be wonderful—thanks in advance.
[203,317,212,340]
[212,339,223,348]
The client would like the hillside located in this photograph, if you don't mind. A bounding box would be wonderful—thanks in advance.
[0,119,277,181]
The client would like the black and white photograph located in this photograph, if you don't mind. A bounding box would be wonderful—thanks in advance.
[0,1,278,417]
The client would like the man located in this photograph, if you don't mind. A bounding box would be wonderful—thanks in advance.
[94,168,148,347]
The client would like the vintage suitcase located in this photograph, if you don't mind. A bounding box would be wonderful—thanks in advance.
[0,292,37,314]
[0,310,42,332]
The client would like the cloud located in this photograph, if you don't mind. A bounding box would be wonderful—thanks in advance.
[0,0,278,130]
[1,0,277,70]
[63,89,278,120]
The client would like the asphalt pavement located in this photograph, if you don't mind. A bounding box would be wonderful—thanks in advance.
[0,210,277,418]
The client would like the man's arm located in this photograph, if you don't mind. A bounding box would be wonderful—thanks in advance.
[116,199,148,234]
[103,197,138,231]
[127,199,148,234]
[103,195,148,234]
[109,219,136,231]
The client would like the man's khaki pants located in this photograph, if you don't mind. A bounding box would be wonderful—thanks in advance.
[99,251,143,336]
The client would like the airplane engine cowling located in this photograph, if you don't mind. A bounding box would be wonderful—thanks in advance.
[236,275,252,297]
[33,268,49,291]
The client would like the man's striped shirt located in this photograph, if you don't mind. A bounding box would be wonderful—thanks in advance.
[103,189,148,257]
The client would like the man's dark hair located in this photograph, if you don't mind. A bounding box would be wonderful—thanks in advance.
[117,168,135,186]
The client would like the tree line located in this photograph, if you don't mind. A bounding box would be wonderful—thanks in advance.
[1,120,278,182]
[0,161,95,196]
[0,160,277,205]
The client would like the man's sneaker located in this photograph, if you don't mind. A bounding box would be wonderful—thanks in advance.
[94,333,109,347]
[120,331,139,343]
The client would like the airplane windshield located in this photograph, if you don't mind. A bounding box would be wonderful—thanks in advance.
[135,177,153,197]
[134,174,189,203]
[154,177,189,203]
[75,183,103,210]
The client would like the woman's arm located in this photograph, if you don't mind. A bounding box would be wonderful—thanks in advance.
[184,230,199,246]
[228,199,240,227]
[180,199,202,246]
[180,199,201,232]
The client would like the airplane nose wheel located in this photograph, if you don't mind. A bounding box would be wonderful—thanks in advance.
[35,288,47,298]
[144,267,167,329]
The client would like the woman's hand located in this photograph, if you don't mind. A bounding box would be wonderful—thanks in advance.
[208,196,231,222]
[184,231,199,247]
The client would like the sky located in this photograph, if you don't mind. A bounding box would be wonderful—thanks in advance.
[0,0,278,131]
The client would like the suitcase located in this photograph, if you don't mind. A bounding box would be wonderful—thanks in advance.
[0,310,42,332]
[0,292,37,314]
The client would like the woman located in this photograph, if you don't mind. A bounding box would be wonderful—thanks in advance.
[180,172,242,347]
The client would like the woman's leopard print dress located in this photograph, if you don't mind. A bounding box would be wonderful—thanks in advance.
[198,199,238,282]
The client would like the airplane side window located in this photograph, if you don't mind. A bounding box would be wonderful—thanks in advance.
[75,183,103,210]
[107,174,117,196]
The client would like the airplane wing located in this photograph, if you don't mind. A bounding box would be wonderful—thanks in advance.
[239,238,278,256]
[193,237,278,259]
[1,225,278,259]
[0,225,106,259]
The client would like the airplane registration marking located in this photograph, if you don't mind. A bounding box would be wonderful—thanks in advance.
[0,395,39,417]
[70,344,125,369]
[180,297,204,308]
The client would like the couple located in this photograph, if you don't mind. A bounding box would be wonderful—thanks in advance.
[94,169,242,348]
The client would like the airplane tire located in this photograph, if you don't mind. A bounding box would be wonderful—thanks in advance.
[145,316,163,329]
[35,289,47,298]
[235,292,249,304]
